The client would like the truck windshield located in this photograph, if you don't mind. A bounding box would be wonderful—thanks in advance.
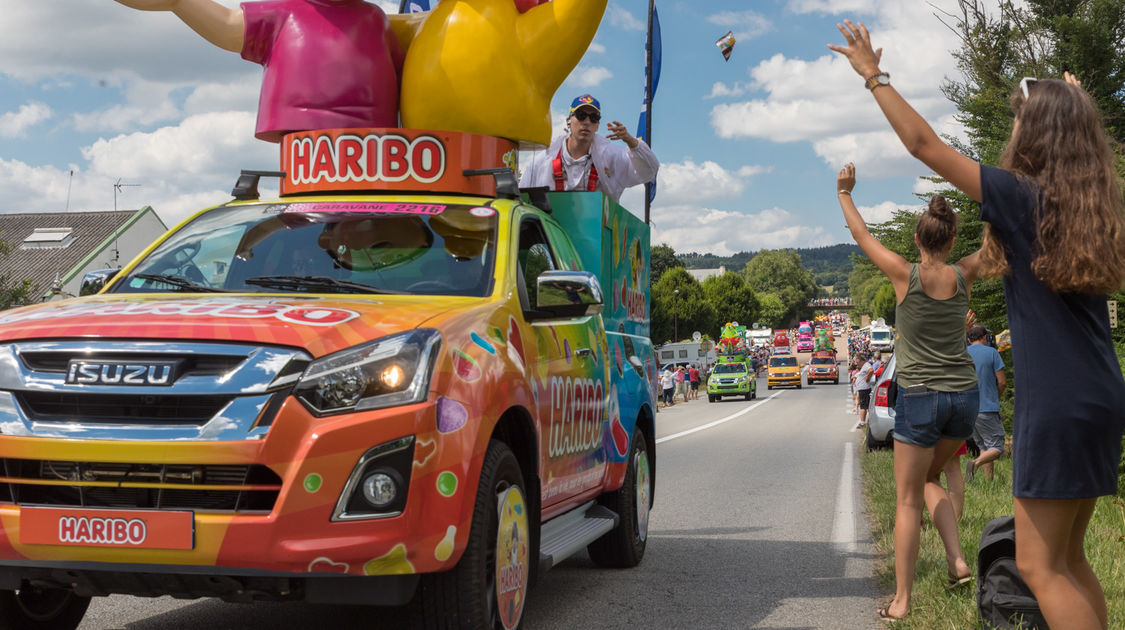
[713,363,746,374]
[811,357,835,365]
[110,202,498,297]
[871,331,890,340]
[769,356,797,367]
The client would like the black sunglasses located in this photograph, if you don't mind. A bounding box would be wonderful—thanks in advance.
[572,110,601,123]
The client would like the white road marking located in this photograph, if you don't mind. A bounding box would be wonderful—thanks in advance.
[831,442,857,554]
[655,391,783,444]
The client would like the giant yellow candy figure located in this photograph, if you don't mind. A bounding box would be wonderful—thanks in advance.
[399,0,607,147]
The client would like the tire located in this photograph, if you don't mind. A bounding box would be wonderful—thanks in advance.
[797,383,802,389]
[865,424,887,452]
[0,588,91,630]
[834,378,839,384]
[588,428,650,569]
[751,387,756,400]
[708,395,715,403]
[411,440,529,630]
[744,392,752,401]
[767,385,772,391]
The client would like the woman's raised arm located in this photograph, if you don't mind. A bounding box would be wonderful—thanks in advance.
[828,20,981,203]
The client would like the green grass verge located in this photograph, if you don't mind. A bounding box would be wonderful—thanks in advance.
[861,447,1125,628]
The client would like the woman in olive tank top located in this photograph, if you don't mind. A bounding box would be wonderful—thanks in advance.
[837,163,983,622]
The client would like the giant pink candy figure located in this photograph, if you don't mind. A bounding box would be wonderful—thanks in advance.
[116,0,405,143]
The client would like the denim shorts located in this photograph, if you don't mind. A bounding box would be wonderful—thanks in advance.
[893,385,979,448]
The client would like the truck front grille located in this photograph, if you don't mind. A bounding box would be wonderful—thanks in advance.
[16,392,233,424]
[0,459,282,512]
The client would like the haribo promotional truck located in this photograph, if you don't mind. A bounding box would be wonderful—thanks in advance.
[796,321,814,353]
[0,127,658,629]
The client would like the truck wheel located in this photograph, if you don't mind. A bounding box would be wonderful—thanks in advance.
[834,378,839,384]
[0,587,91,630]
[588,428,650,569]
[797,383,802,389]
[707,395,715,403]
[412,440,529,630]
[751,387,756,400]
[744,392,752,401]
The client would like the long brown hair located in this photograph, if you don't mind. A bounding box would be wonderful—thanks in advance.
[981,78,1125,294]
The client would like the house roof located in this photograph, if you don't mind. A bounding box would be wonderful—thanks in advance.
[0,208,154,297]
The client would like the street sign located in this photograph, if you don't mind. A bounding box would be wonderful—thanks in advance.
[692,331,701,342]
[1109,299,1117,329]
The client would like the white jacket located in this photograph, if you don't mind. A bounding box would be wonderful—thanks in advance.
[520,133,659,203]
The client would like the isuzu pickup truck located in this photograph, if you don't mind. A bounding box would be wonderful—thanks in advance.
[0,128,657,630]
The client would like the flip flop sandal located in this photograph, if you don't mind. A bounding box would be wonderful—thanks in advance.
[945,574,974,589]
[877,607,904,624]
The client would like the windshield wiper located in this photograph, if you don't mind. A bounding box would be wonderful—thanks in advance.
[132,273,229,293]
[244,275,404,294]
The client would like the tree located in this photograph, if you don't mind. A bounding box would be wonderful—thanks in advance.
[934,0,1125,335]
[741,250,817,326]
[702,272,759,329]
[651,267,715,344]
[871,283,897,324]
[755,293,788,330]
[0,238,33,311]
[650,243,683,290]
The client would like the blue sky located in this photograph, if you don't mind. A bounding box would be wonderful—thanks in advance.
[0,0,985,255]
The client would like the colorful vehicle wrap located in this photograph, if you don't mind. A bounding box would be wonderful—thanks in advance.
[796,321,814,353]
[706,357,756,401]
[806,351,839,384]
[0,135,656,628]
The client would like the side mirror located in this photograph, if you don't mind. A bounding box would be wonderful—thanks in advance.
[530,270,603,320]
[80,269,120,296]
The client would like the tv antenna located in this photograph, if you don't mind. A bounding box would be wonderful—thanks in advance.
[112,179,141,267]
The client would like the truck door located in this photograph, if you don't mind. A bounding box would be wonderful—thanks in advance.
[515,216,609,507]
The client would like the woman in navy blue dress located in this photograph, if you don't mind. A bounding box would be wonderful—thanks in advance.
[830,21,1125,629]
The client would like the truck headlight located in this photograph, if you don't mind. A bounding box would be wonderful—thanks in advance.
[295,329,441,415]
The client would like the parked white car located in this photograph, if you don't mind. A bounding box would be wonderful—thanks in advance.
[867,354,896,450]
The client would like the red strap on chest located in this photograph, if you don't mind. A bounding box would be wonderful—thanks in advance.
[552,147,598,192]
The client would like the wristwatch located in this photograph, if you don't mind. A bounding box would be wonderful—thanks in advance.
[864,72,890,90]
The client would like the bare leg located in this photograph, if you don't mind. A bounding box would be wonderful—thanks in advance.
[925,439,970,578]
[941,452,964,522]
[883,440,935,618]
[971,448,1001,481]
[1014,497,1106,630]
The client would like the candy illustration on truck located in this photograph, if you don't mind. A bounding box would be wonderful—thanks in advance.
[0,2,659,629]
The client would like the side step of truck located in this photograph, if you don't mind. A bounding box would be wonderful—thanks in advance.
[538,501,619,574]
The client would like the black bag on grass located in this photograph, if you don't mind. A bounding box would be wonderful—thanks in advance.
[977,516,1049,629]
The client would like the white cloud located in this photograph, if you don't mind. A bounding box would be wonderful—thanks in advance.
[706,10,772,41]
[653,159,771,205]
[0,102,52,138]
[566,66,613,89]
[711,0,965,179]
[786,0,878,14]
[607,5,646,31]
[650,204,838,255]
[704,82,749,100]
[587,42,607,54]
[855,200,913,224]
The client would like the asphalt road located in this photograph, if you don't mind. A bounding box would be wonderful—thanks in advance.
[79,357,884,630]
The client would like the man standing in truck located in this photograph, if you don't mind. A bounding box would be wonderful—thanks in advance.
[520,94,660,202]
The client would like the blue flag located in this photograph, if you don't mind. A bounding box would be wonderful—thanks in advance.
[636,5,661,204]
[399,0,431,13]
